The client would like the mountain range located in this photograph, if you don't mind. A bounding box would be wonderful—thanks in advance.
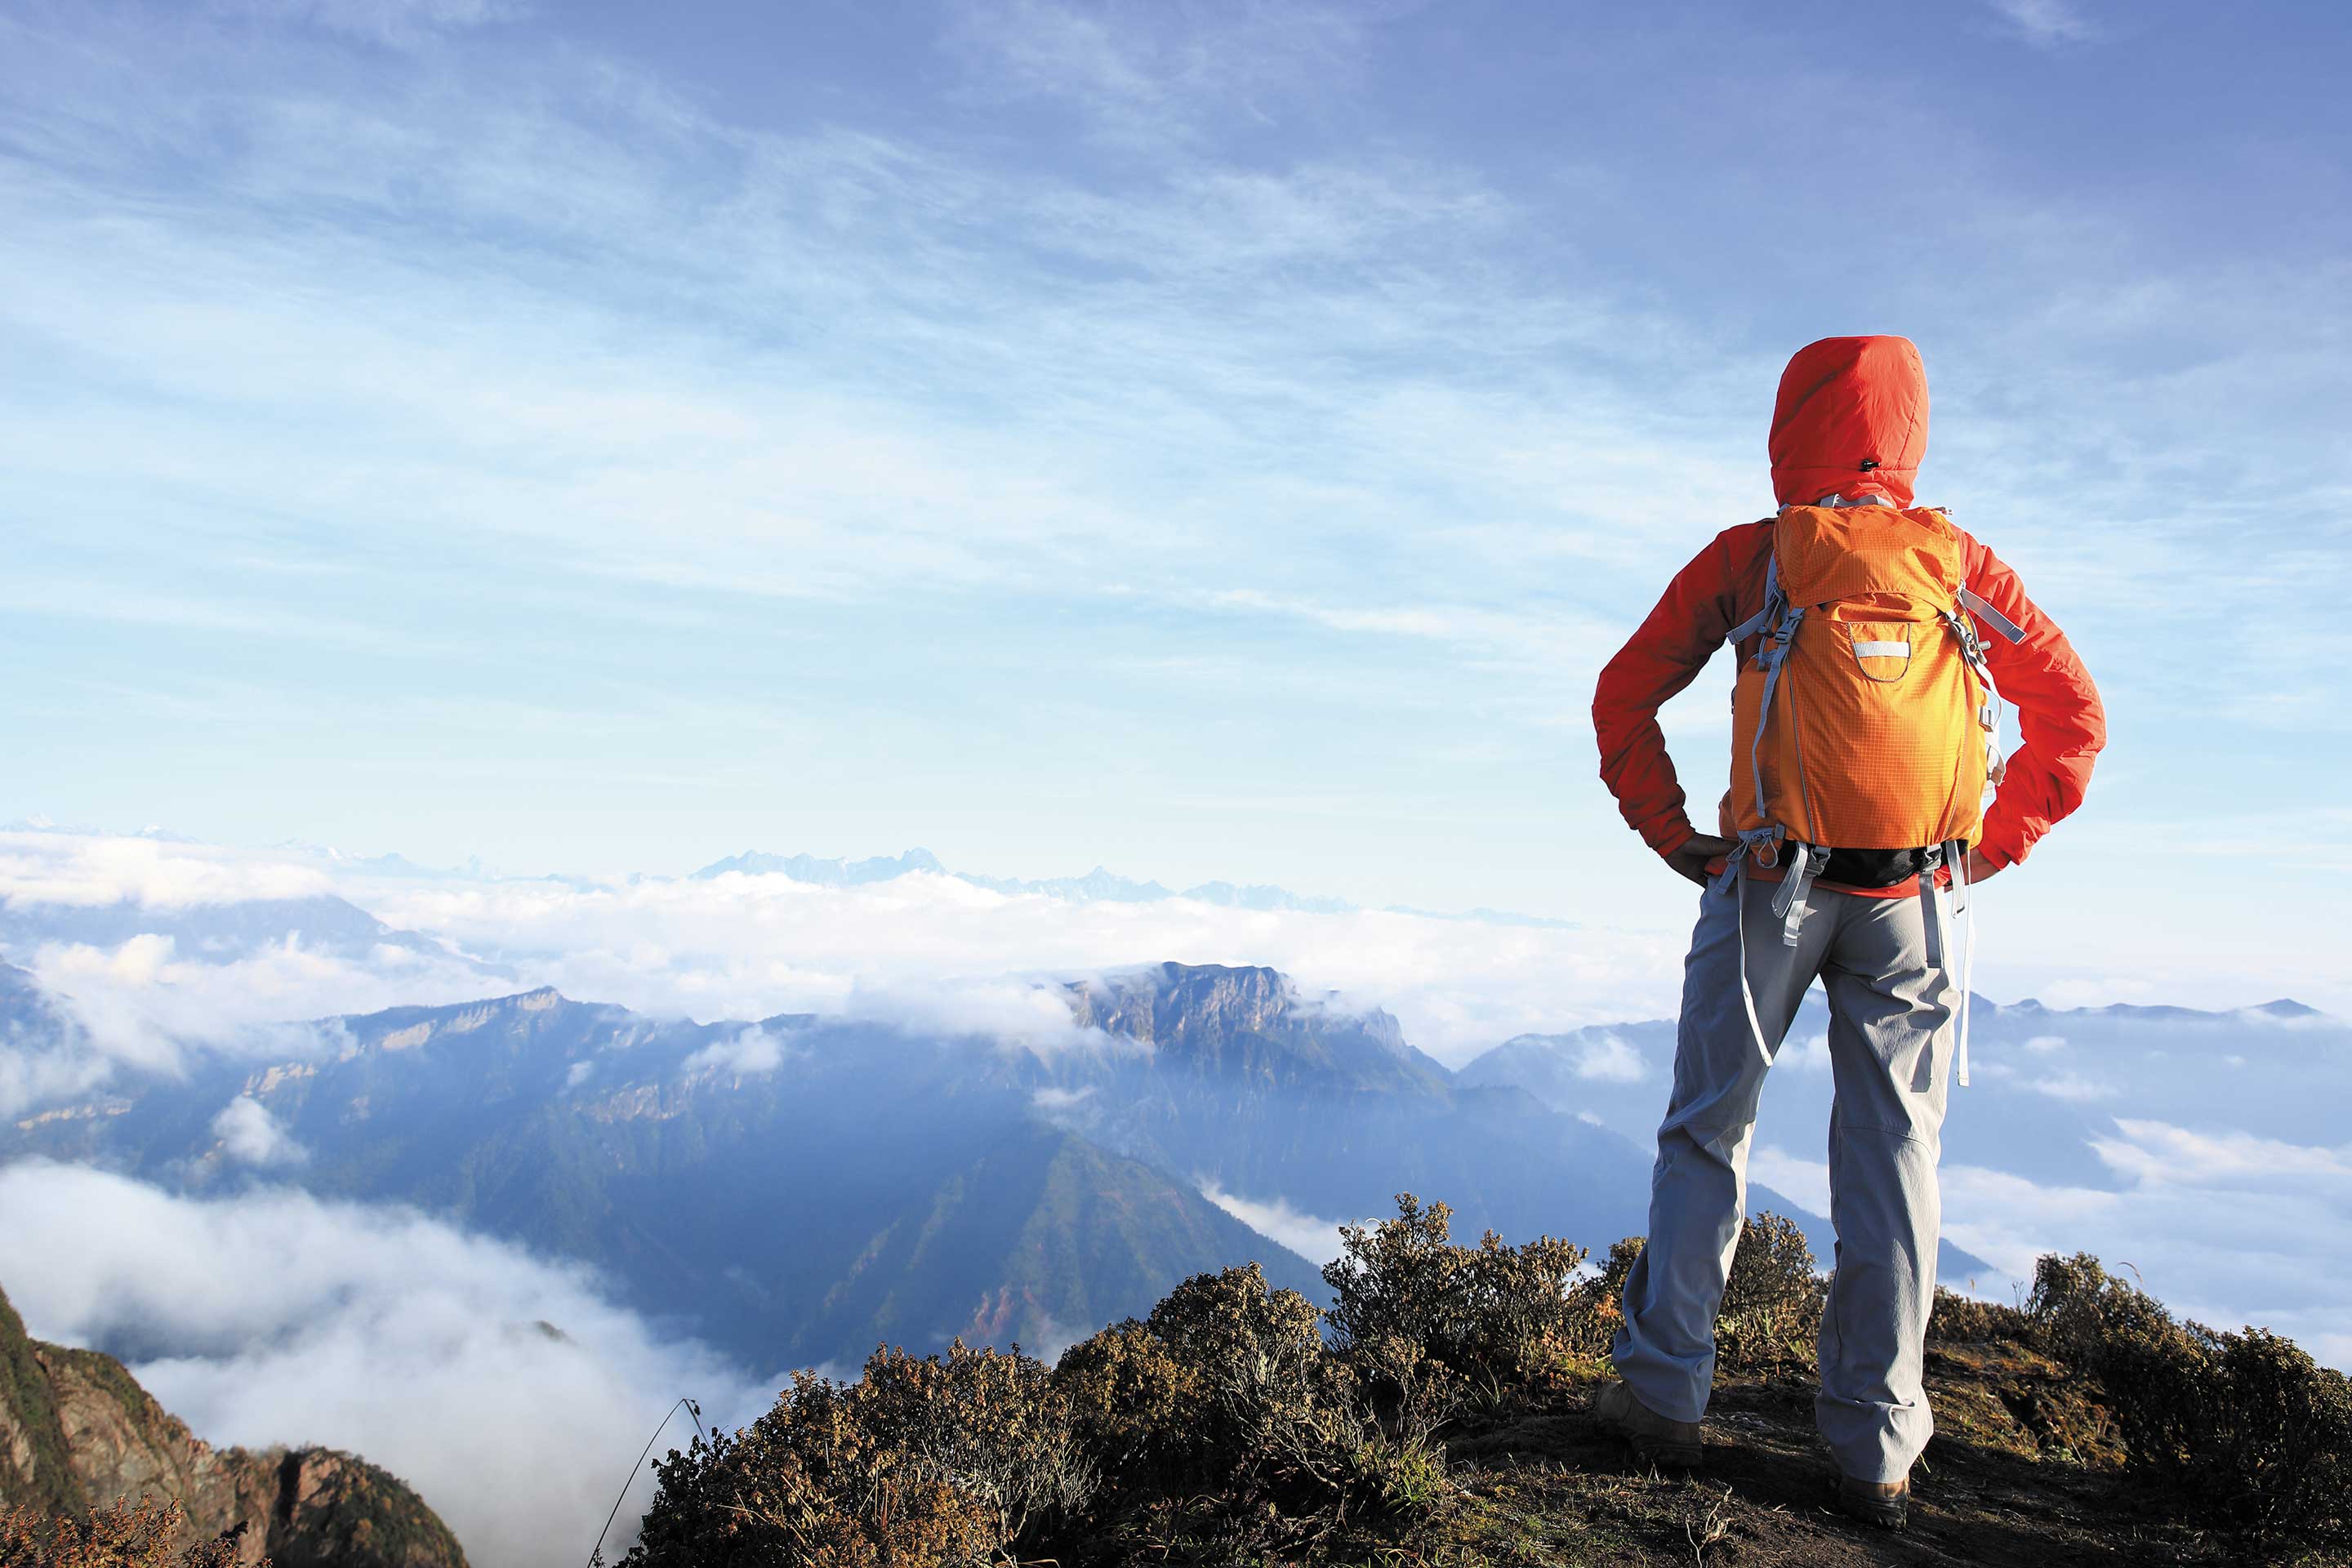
[0,960,1886,1373]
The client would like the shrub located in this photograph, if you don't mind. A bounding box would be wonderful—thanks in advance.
[1056,1260,1456,1535]
[1713,1212,1820,1370]
[1142,1262,1351,1491]
[1927,1286,2035,1344]
[624,1339,1091,1568]
[0,1500,254,1568]
[1566,1236,1647,1361]
[2028,1253,2212,1479]
[1322,1192,1589,1387]
[2028,1252,2352,1538]
[1054,1319,1202,1498]
[1569,1214,1820,1374]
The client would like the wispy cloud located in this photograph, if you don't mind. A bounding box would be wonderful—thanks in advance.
[211,1094,308,1165]
[950,0,1370,149]
[1196,1178,1363,1268]
[679,1025,797,1079]
[217,0,525,46]
[1983,0,2097,47]
[2027,1070,2115,1102]
[1569,1031,1647,1085]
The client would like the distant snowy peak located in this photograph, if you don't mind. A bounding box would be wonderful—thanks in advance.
[690,847,949,884]
[688,848,1357,912]
[960,864,1176,902]
[269,841,488,880]
[1179,880,1355,915]
[3,816,195,842]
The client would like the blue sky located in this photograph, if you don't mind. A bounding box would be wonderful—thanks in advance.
[2,0,2347,1012]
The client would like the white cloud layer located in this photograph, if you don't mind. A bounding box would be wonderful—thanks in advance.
[1938,1117,2352,1371]
[0,831,331,910]
[0,1161,777,1568]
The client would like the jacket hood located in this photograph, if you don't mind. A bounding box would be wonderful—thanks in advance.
[1769,335,1928,509]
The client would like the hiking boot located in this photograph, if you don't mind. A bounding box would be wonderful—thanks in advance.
[1589,1379,1704,1468]
[1833,1474,1909,1530]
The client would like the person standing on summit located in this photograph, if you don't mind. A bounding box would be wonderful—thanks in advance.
[1587,336,2105,1529]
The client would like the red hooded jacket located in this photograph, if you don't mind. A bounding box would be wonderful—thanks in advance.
[1592,336,2105,892]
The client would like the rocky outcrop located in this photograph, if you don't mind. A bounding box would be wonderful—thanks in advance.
[0,1283,466,1566]
[1066,961,1446,1094]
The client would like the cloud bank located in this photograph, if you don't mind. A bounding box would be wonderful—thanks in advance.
[0,1160,777,1568]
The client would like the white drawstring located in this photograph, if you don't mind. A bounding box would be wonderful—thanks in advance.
[1953,845,1973,1088]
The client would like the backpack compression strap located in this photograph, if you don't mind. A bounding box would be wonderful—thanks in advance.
[1727,555,1808,835]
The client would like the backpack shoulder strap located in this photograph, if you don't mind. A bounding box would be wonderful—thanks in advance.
[1726,552,1785,647]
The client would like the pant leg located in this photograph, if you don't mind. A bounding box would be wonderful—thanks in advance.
[1813,888,1954,1482]
[1614,871,1833,1423]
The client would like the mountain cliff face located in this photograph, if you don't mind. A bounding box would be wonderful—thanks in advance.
[1064,962,1451,1094]
[0,1282,466,1566]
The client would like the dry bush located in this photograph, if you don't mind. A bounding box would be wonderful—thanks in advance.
[1570,1214,1820,1374]
[1566,1235,1647,1361]
[2029,1252,2352,1539]
[1060,1261,1454,1534]
[2029,1252,2212,1478]
[1053,1319,1201,1499]
[1322,1192,1589,1387]
[1713,1213,1820,1370]
[1139,1262,1352,1491]
[0,1499,256,1568]
[623,1339,1090,1568]
[1927,1286,2036,1344]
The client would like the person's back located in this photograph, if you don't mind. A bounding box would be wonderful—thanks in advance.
[1587,335,2105,1530]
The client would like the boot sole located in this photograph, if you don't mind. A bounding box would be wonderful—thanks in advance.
[1623,1433,1704,1469]
[1833,1495,1908,1530]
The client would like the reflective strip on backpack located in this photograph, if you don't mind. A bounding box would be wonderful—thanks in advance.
[1958,586,2025,644]
[1851,639,1910,660]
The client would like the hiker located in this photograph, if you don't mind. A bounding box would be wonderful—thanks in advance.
[1587,336,2105,1529]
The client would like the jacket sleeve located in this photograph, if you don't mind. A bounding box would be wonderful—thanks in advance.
[1592,525,1767,858]
[1962,534,2107,869]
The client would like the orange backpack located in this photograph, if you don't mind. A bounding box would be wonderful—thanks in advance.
[1722,504,2023,925]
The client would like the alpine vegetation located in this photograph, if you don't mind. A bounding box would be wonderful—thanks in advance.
[611,1197,2352,1566]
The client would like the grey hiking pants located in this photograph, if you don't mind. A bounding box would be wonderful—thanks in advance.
[1611,870,1954,1483]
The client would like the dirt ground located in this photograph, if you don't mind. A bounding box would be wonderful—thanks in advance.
[1408,1339,2350,1568]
